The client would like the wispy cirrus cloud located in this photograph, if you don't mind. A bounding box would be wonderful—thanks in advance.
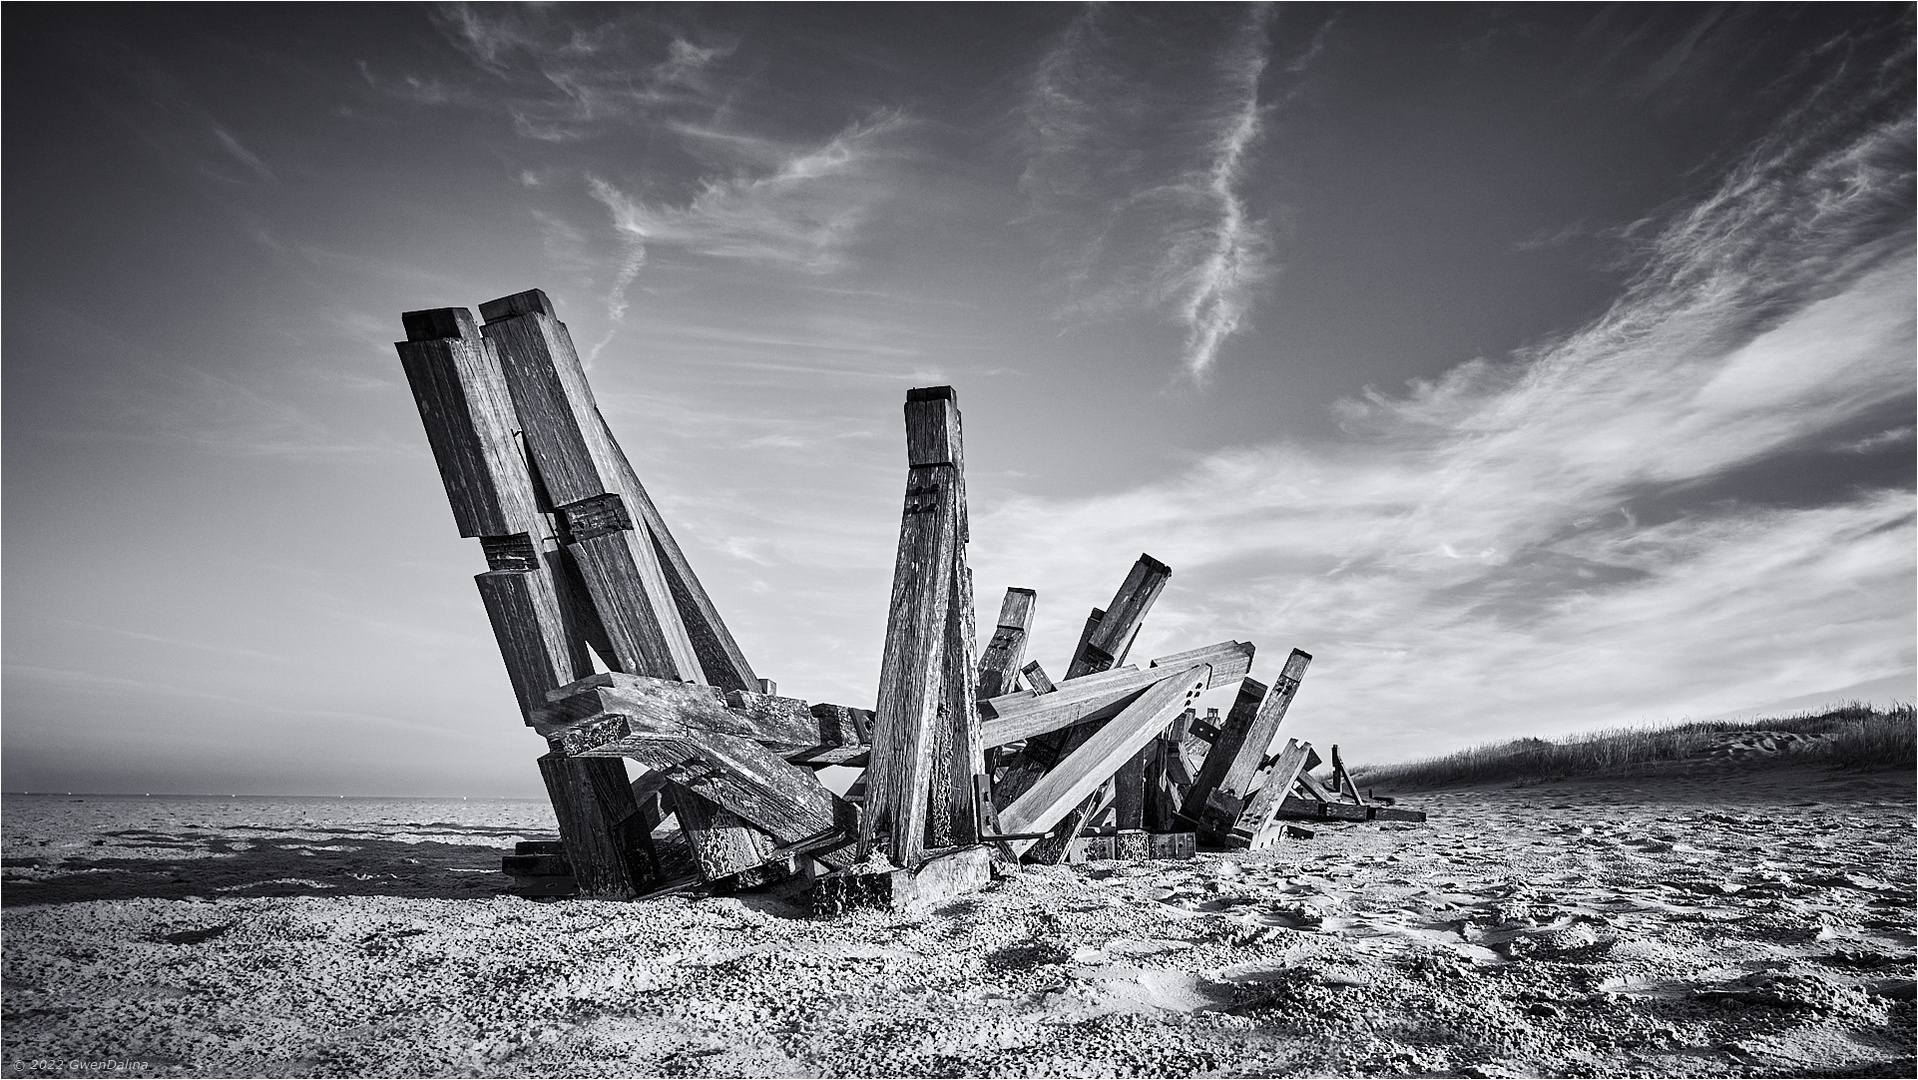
[429,4,731,141]
[973,78,1916,759]
[1020,4,1305,380]
[585,111,907,277]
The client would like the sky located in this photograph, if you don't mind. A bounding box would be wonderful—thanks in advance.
[4,4,1913,797]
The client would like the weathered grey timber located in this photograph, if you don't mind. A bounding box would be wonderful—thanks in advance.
[864,386,967,866]
[1181,648,1311,830]
[479,287,761,695]
[975,588,1036,700]
[1274,798,1427,823]
[1068,555,1172,679]
[398,308,655,897]
[1224,738,1315,848]
[1330,744,1366,804]
[1067,607,1106,681]
[998,664,1209,850]
[1020,660,1057,694]
[537,752,651,897]
[1113,742,1148,832]
[810,845,991,916]
[479,292,704,684]
[933,557,982,847]
[979,640,1254,746]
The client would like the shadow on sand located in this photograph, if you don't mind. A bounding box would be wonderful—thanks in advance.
[3,826,551,906]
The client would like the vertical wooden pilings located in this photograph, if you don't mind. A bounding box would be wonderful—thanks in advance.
[864,386,978,866]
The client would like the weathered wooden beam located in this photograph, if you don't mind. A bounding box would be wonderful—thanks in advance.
[1020,660,1056,695]
[1066,607,1106,681]
[1273,797,1423,823]
[474,569,586,718]
[1181,648,1311,830]
[478,290,705,684]
[976,588,1036,700]
[1143,731,1178,833]
[979,640,1254,747]
[1114,745,1148,832]
[537,753,650,897]
[1223,739,1315,848]
[669,788,780,880]
[998,664,1208,847]
[1067,555,1171,679]
[1180,677,1264,827]
[399,309,650,899]
[616,732,858,866]
[535,675,804,751]
[1294,770,1337,803]
[396,307,542,540]
[864,386,963,866]
[1330,744,1365,804]
[933,559,983,847]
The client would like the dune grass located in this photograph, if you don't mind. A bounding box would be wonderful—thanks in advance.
[1348,702,1915,791]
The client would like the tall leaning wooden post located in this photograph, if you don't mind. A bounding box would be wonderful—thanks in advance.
[394,307,648,899]
[864,386,976,866]
[477,289,777,882]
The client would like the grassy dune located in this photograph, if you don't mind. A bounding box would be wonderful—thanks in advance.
[1349,702,1916,791]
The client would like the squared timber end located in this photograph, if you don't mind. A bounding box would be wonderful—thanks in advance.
[809,845,990,916]
[904,388,961,466]
[401,307,479,342]
[479,288,558,324]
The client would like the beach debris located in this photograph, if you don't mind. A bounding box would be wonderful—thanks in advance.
[393,288,1421,904]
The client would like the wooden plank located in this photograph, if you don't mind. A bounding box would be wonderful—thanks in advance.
[998,664,1208,846]
[1114,744,1148,832]
[533,674,812,753]
[1148,642,1255,685]
[809,702,872,745]
[1330,744,1365,804]
[565,524,701,681]
[1143,734,1175,833]
[863,387,962,866]
[1020,661,1056,695]
[1233,650,1311,795]
[727,688,862,747]
[476,290,621,506]
[1180,677,1267,829]
[395,309,541,539]
[1224,739,1314,848]
[478,292,705,684]
[975,588,1036,700]
[1023,799,1097,866]
[980,640,1254,746]
[669,787,778,880]
[1295,771,1338,803]
[475,569,586,718]
[537,753,650,898]
[1065,607,1106,681]
[1068,555,1171,678]
[621,733,857,844]
[936,559,983,847]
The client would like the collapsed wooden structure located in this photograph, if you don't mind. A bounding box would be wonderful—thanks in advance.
[394,289,1419,905]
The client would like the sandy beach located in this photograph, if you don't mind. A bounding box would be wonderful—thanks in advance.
[3,760,1912,1079]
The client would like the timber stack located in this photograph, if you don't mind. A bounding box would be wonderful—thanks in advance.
[393,289,1421,912]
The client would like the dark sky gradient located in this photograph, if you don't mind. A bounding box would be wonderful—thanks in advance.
[5,4,1912,796]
